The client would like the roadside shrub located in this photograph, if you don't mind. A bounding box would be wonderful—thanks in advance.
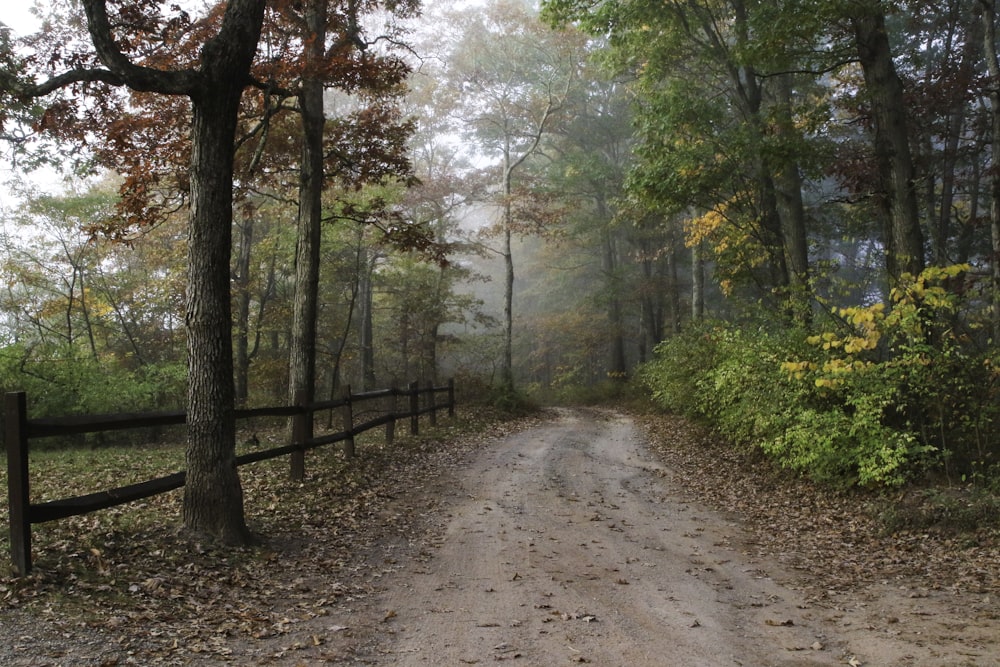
[640,266,999,488]
[637,322,721,419]
[780,265,997,486]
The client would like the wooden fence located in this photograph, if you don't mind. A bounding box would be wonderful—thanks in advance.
[5,379,455,576]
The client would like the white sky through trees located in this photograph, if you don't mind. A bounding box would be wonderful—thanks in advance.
[2,2,41,37]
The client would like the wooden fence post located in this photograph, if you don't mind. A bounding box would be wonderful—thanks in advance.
[290,388,308,481]
[6,392,32,576]
[409,381,419,436]
[385,382,397,445]
[447,378,455,418]
[427,380,437,427]
[342,385,355,458]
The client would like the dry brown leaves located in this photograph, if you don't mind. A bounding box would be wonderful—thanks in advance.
[0,407,544,665]
[635,411,1000,600]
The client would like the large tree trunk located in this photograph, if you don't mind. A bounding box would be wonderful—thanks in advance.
[183,93,250,545]
[178,0,266,545]
[852,2,925,282]
[287,0,326,435]
[773,73,812,323]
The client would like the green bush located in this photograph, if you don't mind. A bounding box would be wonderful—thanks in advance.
[0,343,186,419]
[638,322,721,419]
[637,267,996,488]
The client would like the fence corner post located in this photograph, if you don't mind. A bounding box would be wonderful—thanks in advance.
[385,381,398,446]
[342,385,355,458]
[448,378,455,418]
[290,388,308,481]
[6,392,31,576]
[427,380,437,427]
[409,380,419,436]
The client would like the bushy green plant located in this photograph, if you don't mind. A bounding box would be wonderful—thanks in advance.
[0,343,186,419]
[637,322,721,419]
[640,266,999,488]
[779,265,997,485]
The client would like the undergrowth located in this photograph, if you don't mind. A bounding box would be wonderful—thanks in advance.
[637,267,1000,490]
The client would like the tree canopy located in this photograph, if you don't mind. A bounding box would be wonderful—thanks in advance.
[3,0,1000,511]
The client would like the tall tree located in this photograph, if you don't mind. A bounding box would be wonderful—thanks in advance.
[1,0,268,544]
[285,0,418,417]
[850,0,926,282]
[445,0,579,392]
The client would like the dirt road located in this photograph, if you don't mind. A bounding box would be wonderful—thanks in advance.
[3,408,995,665]
[342,409,881,666]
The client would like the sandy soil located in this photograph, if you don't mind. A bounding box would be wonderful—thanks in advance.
[328,408,997,666]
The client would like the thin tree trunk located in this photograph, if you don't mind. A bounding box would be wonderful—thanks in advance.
[852,2,925,282]
[287,0,326,439]
[692,241,705,321]
[982,0,1000,338]
[360,249,377,389]
[234,210,254,407]
[601,225,627,379]
[500,152,515,393]
[666,233,680,335]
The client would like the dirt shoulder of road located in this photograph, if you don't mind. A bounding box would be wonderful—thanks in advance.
[336,407,999,667]
[1,406,997,666]
[635,411,1000,667]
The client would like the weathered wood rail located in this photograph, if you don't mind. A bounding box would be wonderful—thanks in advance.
[5,379,455,576]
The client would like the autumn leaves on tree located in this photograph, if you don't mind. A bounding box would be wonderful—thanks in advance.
[0,0,421,545]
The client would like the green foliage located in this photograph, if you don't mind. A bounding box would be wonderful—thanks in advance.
[0,343,186,421]
[783,265,998,484]
[640,266,1000,489]
[638,323,721,420]
[487,383,536,414]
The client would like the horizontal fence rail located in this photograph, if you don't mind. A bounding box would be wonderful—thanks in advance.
[5,379,455,576]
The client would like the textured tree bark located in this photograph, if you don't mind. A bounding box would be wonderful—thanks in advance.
[287,0,327,437]
[183,87,252,545]
[773,73,811,323]
[851,3,925,282]
[78,0,265,546]
[981,0,1000,338]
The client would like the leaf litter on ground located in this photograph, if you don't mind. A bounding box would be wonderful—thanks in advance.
[1,405,998,665]
[0,406,544,664]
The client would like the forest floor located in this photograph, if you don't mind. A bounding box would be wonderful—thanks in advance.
[0,406,998,666]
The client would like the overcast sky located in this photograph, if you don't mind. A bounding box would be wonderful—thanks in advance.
[3,3,41,37]
[1,4,53,209]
